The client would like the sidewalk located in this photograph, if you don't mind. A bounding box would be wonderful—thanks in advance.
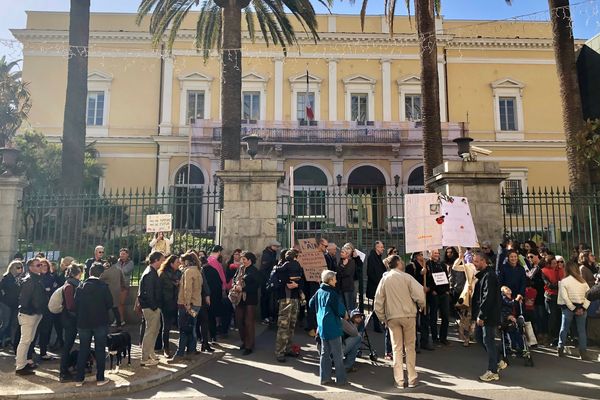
[0,324,223,400]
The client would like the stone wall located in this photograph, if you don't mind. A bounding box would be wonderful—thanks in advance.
[427,161,509,246]
[0,176,27,266]
[217,159,284,257]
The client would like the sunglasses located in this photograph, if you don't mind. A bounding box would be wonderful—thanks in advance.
[528,255,535,259]
[557,260,564,264]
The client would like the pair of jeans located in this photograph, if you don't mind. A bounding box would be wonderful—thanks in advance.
[475,324,498,373]
[76,325,107,383]
[320,336,347,384]
[429,293,450,341]
[388,317,418,386]
[141,308,161,361]
[177,306,199,356]
[0,302,11,342]
[36,312,53,356]
[343,334,362,369]
[343,290,356,312]
[15,313,42,370]
[559,307,587,351]
[59,314,78,375]
[161,311,177,352]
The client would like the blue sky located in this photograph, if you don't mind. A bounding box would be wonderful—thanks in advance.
[2,0,600,61]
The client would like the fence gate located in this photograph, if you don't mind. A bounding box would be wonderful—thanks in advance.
[277,187,406,253]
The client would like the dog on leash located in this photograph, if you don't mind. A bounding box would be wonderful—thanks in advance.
[107,331,132,371]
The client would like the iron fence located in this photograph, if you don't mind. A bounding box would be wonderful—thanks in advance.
[18,187,221,282]
[277,186,407,253]
[501,187,600,256]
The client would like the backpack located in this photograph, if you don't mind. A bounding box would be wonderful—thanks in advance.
[266,263,284,292]
[48,286,65,314]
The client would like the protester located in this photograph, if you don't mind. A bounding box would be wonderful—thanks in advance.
[0,260,22,349]
[174,252,202,360]
[498,249,526,301]
[500,286,524,355]
[196,252,214,353]
[138,251,165,366]
[273,249,304,362]
[100,258,126,327]
[58,257,74,282]
[301,238,328,338]
[342,309,365,373]
[233,251,261,355]
[374,255,425,389]
[366,241,386,333]
[204,245,230,339]
[309,269,348,386]
[158,255,180,357]
[557,261,592,360]
[427,249,450,346]
[260,241,280,325]
[37,258,60,360]
[443,247,459,274]
[58,264,83,382]
[541,254,565,346]
[84,245,105,278]
[526,252,547,340]
[405,251,434,351]
[450,250,477,347]
[114,248,134,325]
[73,263,113,386]
[150,232,173,256]
[15,258,46,375]
[325,242,340,271]
[337,243,357,311]
[471,250,502,382]
[481,241,497,266]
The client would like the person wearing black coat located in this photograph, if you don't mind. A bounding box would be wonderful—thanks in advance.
[138,251,165,366]
[366,242,386,333]
[472,251,502,381]
[157,255,181,357]
[259,241,280,324]
[426,249,451,345]
[1,260,22,349]
[74,263,113,385]
[203,261,225,340]
[233,252,261,354]
[15,259,46,375]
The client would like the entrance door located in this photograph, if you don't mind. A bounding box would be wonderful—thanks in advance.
[347,166,387,230]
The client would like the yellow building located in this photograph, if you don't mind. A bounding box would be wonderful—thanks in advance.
[12,11,571,206]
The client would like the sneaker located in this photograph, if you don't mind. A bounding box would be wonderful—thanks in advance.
[40,354,55,361]
[497,360,508,370]
[261,318,271,326]
[75,381,84,387]
[408,381,419,388]
[110,321,118,327]
[120,321,126,326]
[479,370,500,382]
[141,359,159,366]
[97,378,110,386]
[15,367,34,376]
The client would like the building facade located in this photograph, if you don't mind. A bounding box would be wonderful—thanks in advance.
[12,12,574,232]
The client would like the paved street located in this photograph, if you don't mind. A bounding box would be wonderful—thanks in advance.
[120,322,600,400]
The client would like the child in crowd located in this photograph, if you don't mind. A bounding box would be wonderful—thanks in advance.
[500,286,524,355]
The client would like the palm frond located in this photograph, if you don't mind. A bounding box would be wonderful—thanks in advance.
[244,6,257,43]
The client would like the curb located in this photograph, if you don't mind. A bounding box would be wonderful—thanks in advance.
[0,351,224,400]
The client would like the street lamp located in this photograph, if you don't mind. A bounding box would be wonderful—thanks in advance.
[242,134,262,160]
[336,174,342,187]
[394,174,400,188]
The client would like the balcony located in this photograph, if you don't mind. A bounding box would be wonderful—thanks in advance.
[189,120,466,144]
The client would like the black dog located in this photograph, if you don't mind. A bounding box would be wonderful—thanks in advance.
[67,349,95,374]
[107,331,131,370]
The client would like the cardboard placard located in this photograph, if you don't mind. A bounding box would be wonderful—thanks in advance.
[146,214,172,233]
[296,238,327,283]
[432,271,449,286]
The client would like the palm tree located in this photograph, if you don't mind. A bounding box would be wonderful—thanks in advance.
[61,0,90,193]
[0,56,31,148]
[137,0,331,162]
[357,0,442,192]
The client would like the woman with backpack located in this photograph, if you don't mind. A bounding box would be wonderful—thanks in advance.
[58,264,83,382]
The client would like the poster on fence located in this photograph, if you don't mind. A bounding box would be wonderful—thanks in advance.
[297,238,327,283]
[146,214,172,233]
[405,194,479,252]
[405,193,443,253]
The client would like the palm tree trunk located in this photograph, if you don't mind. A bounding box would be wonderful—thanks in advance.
[549,0,590,193]
[415,0,443,193]
[220,2,242,162]
[61,0,90,193]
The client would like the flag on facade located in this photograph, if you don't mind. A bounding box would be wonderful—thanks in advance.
[305,70,314,121]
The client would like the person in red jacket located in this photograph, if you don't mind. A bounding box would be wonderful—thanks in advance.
[541,255,565,346]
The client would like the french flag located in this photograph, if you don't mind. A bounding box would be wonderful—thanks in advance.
[305,70,314,121]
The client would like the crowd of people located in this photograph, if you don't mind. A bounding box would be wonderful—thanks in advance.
[0,234,599,390]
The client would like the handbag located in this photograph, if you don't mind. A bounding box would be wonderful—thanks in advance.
[228,266,245,306]
[133,296,143,317]
[523,320,538,346]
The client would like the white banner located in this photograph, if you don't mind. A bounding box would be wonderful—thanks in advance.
[146,214,173,233]
[440,196,479,248]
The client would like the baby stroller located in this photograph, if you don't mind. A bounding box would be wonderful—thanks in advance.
[500,302,534,367]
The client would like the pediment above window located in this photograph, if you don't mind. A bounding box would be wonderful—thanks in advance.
[397,75,421,87]
[242,72,269,83]
[491,78,525,89]
[289,73,322,84]
[178,72,214,82]
[342,74,376,85]
[88,71,113,83]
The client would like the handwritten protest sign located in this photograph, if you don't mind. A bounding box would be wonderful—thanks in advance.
[405,194,478,252]
[297,238,327,282]
[146,214,172,233]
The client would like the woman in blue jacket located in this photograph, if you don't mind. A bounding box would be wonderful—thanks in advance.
[309,269,348,386]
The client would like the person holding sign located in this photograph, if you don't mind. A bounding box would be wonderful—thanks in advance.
[149,232,173,256]
[406,252,434,352]
[336,244,357,312]
[427,249,451,346]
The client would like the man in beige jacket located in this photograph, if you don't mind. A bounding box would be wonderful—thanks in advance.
[374,255,426,389]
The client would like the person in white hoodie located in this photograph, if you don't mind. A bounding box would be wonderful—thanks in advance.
[374,255,426,390]
[557,261,591,360]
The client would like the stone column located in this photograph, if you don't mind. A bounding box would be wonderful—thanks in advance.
[159,56,174,135]
[426,161,509,246]
[0,176,27,266]
[381,59,392,121]
[327,59,338,121]
[216,159,284,255]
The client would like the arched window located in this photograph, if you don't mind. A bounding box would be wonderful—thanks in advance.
[293,166,328,231]
[173,165,205,230]
[407,166,424,193]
